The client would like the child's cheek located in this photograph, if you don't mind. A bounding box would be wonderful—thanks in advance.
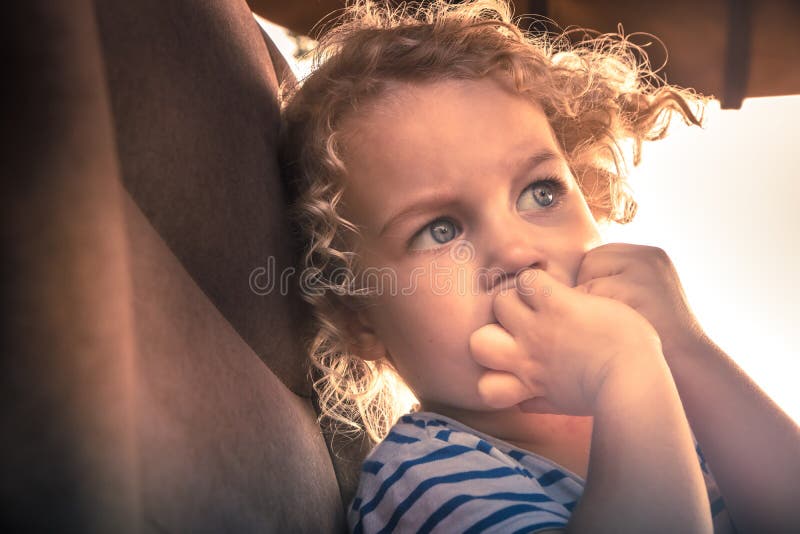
[390,288,471,335]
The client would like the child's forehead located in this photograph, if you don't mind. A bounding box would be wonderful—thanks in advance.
[350,78,534,129]
[344,76,524,124]
[339,77,559,174]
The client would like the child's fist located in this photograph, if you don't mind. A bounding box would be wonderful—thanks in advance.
[469,268,664,416]
[576,243,709,363]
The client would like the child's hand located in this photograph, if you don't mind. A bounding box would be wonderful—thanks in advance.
[575,243,708,362]
[469,268,664,415]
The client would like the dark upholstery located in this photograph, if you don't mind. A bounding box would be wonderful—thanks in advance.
[3,0,358,531]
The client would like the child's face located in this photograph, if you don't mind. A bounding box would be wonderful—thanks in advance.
[337,77,604,416]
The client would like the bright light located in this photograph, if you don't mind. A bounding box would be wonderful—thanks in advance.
[255,15,316,81]
[602,95,800,424]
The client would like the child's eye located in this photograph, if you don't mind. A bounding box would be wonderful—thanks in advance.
[409,218,461,252]
[517,177,568,212]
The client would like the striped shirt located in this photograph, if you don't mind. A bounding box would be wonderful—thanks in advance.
[348,411,736,533]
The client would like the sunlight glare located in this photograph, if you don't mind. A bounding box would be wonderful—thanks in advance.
[601,95,800,424]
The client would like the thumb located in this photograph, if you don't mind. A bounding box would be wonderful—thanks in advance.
[477,371,533,409]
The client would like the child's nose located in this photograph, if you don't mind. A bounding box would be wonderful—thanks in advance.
[481,214,549,291]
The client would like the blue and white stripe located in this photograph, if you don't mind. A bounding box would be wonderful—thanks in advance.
[349,413,580,533]
[349,411,735,533]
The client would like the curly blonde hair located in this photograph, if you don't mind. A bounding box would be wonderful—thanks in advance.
[278,0,708,444]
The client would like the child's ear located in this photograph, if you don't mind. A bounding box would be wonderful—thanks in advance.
[344,309,387,362]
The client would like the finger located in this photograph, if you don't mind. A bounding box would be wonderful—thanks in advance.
[469,323,521,371]
[476,370,538,409]
[518,396,563,415]
[580,274,642,308]
[492,290,535,338]
[579,273,624,298]
[576,244,631,286]
[514,268,564,310]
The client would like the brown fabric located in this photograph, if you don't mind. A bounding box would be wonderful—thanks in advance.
[124,194,344,532]
[94,0,314,395]
[2,1,140,530]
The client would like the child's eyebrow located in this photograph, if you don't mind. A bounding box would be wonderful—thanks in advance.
[378,193,460,237]
[378,149,561,237]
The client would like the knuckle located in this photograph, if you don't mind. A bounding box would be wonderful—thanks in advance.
[648,245,669,262]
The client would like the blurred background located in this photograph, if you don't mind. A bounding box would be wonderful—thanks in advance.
[250,0,800,108]
[253,0,800,422]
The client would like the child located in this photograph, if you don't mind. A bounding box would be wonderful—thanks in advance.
[279,1,800,532]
